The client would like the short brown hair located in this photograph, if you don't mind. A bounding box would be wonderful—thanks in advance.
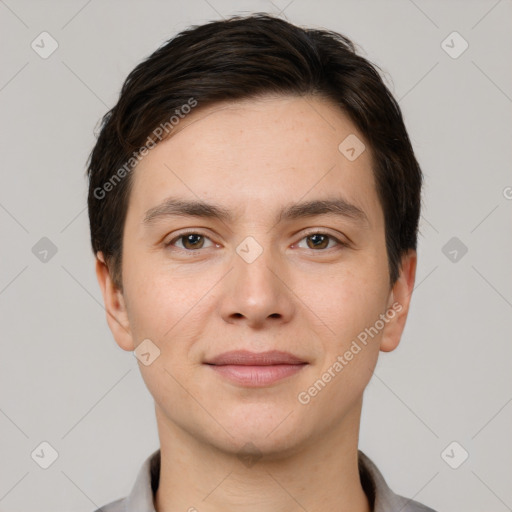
[87,13,422,289]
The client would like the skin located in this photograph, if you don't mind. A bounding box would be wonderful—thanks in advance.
[96,94,416,512]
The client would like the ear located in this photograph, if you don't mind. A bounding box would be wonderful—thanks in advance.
[95,251,135,352]
[379,249,417,353]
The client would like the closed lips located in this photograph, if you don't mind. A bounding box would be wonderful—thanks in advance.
[204,350,307,366]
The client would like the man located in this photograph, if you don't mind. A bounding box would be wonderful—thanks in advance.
[88,13,437,512]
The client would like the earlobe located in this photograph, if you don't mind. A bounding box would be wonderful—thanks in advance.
[379,250,417,353]
[95,252,135,352]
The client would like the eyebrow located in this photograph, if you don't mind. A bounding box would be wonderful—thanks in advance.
[143,196,369,227]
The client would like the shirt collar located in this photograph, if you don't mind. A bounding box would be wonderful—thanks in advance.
[125,449,423,512]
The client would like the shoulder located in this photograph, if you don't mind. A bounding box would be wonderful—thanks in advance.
[394,494,438,512]
[92,497,126,512]
[358,450,438,512]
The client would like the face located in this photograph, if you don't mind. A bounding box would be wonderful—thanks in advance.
[97,94,416,458]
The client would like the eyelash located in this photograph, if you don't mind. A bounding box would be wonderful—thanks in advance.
[165,230,348,252]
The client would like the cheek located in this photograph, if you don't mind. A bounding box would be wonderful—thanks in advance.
[297,273,388,414]
[308,263,389,343]
[122,255,217,347]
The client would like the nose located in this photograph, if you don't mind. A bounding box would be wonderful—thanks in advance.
[219,240,296,329]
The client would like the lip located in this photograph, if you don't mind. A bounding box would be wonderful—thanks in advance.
[204,350,308,387]
[205,350,306,366]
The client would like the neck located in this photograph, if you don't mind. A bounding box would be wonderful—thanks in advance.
[154,402,371,512]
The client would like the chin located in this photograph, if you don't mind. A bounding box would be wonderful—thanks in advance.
[216,428,307,463]
[213,404,309,455]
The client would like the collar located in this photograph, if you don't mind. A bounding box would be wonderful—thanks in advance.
[123,449,434,512]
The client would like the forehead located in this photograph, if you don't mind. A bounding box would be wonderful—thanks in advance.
[127,94,382,229]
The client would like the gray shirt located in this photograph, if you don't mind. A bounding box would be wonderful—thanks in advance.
[95,449,437,512]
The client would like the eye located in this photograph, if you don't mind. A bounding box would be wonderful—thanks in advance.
[295,231,347,251]
[165,230,347,252]
[166,231,215,251]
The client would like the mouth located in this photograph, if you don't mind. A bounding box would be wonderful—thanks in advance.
[203,350,308,387]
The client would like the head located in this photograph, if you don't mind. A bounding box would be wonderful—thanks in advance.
[88,14,421,457]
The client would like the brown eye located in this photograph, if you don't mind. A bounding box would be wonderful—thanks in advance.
[181,234,205,250]
[167,232,214,251]
[306,233,330,249]
[296,232,346,251]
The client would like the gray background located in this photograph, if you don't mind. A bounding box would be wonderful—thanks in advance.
[1,0,511,511]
